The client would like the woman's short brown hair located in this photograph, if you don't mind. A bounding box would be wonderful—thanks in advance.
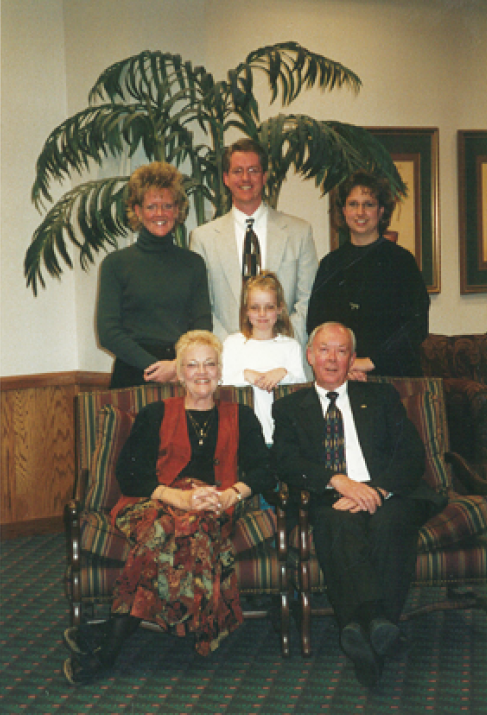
[126,162,189,230]
[240,271,293,339]
[333,170,396,234]
[175,330,223,380]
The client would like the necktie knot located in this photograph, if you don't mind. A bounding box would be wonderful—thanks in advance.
[327,391,339,405]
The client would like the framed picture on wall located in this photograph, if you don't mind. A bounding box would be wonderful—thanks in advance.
[458,130,487,294]
[330,127,440,294]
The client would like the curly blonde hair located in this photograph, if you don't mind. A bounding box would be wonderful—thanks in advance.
[175,330,223,380]
[240,271,293,339]
[126,162,189,230]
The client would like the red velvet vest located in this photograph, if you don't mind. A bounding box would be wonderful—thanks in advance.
[111,397,239,525]
[155,397,239,489]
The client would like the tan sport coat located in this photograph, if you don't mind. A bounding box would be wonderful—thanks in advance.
[190,207,318,348]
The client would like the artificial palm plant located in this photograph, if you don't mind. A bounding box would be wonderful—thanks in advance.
[26,41,405,294]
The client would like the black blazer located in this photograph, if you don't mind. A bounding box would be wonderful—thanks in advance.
[272,382,445,510]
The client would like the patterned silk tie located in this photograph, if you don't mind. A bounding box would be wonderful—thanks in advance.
[322,391,347,474]
[242,218,261,280]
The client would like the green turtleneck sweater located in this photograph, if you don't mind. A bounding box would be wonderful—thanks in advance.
[97,228,212,370]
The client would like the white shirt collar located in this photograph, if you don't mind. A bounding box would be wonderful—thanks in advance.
[232,202,267,228]
[315,381,348,403]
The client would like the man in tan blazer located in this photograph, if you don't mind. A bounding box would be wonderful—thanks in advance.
[190,138,318,349]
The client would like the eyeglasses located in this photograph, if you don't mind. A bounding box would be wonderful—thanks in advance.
[228,167,262,177]
[182,360,219,370]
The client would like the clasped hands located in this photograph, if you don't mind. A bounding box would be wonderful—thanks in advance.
[244,367,287,392]
[329,474,388,514]
[152,483,241,513]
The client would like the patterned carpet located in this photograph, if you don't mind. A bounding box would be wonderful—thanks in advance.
[1,533,486,714]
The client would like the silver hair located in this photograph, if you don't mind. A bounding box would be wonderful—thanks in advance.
[307,322,357,353]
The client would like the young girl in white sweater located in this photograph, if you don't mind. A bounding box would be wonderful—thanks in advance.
[222,271,306,443]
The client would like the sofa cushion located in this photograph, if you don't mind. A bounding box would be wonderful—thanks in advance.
[80,511,131,562]
[400,391,450,492]
[288,536,487,589]
[288,491,487,555]
[232,508,277,554]
[418,494,487,553]
[83,403,276,561]
[84,406,135,512]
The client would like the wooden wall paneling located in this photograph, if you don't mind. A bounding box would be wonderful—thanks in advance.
[0,372,110,539]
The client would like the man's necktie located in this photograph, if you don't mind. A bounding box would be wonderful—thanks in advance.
[242,218,261,279]
[322,391,347,474]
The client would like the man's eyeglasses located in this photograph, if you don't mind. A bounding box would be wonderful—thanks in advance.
[228,167,262,177]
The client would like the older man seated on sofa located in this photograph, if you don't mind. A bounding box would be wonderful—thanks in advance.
[272,322,446,687]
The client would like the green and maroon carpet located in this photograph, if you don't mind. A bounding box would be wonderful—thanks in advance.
[1,534,486,714]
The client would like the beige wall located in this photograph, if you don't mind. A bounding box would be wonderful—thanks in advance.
[1,0,486,377]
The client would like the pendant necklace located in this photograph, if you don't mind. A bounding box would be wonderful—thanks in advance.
[187,409,215,446]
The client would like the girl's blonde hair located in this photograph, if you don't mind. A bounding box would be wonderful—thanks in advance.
[240,271,293,339]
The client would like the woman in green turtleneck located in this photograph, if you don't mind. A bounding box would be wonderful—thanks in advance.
[97,162,212,388]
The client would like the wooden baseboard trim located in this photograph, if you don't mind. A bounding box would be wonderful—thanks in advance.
[0,516,64,540]
[0,371,110,392]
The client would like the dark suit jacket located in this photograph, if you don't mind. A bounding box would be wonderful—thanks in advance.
[272,382,445,510]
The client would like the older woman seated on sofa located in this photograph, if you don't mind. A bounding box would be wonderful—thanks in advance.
[63,330,274,685]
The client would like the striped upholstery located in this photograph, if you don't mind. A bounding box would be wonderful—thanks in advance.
[71,383,282,614]
[419,494,487,552]
[67,538,284,602]
[274,377,487,588]
[288,537,487,589]
[77,384,252,478]
[84,406,135,512]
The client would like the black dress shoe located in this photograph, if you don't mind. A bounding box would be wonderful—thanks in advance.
[369,617,400,656]
[340,622,383,687]
[63,622,107,656]
[63,649,111,686]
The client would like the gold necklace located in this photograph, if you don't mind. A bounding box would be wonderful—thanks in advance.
[186,409,215,446]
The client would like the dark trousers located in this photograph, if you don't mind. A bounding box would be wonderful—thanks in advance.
[309,494,429,630]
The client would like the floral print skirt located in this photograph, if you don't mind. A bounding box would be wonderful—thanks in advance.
[112,478,243,656]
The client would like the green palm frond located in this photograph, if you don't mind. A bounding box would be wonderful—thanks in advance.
[258,115,406,207]
[32,99,207,210]
[243,41,362,106]
[26,178,129,295]
[27,42,403,293]
[324,122,407,197]
[89,50,212,105]
[32,105,151,209]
